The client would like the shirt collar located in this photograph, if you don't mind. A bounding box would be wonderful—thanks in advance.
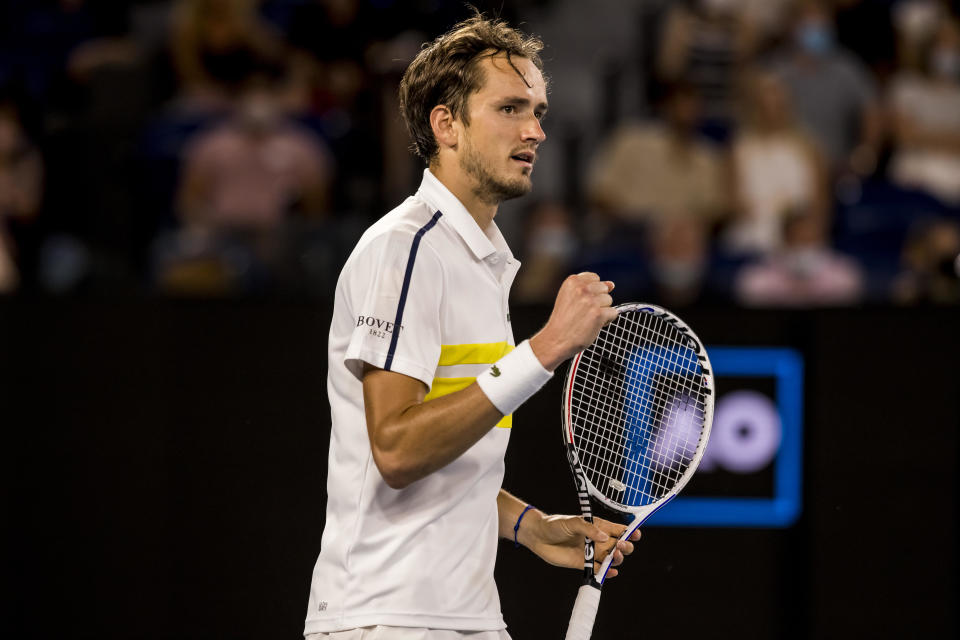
[416,168,512,261]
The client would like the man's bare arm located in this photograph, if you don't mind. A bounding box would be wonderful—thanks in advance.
[363,367,502,489]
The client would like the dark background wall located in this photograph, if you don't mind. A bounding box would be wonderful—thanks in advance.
[2,300,957,639]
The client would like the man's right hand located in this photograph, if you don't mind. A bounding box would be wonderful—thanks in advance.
[529,272,617,372]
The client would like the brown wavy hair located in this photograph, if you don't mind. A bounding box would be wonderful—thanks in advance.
[398,14,546,162]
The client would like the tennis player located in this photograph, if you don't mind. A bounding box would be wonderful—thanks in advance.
[305,15,640,640]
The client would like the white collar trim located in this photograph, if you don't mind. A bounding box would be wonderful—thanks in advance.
[416,169,512,261]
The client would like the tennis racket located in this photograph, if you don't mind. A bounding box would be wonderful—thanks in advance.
[563,303,715,640]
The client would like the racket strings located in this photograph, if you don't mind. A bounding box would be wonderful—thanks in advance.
[573,371,689,500]
[575,328,681,494]
[574,359,697,500]
[570,310,708,507]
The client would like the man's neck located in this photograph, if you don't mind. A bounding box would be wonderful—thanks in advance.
[429,162,498,230]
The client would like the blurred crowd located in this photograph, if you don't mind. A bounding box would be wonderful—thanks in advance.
[1,0,959,306]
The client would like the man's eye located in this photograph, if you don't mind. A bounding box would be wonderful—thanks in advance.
[502,105,515,114]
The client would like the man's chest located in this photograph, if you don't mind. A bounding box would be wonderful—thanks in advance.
[437,254,517,347]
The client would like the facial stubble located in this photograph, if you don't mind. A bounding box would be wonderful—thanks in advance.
[459,131,531,205]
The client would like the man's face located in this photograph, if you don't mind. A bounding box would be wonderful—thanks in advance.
[456,53,548,204]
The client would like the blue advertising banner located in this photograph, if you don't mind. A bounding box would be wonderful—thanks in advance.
[646,347,804,528]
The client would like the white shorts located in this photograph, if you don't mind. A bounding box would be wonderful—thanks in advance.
[306,627,511,640]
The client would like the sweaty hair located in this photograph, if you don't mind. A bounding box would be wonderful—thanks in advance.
[398,14,546,162]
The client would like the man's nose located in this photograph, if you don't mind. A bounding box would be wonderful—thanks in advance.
[523,115,546,143]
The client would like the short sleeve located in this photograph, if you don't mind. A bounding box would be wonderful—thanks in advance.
[343,227,443,389]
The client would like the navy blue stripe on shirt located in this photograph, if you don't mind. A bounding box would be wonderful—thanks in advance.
[384,210,443,372]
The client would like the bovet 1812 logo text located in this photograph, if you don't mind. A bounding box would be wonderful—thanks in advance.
[358,315,403,340]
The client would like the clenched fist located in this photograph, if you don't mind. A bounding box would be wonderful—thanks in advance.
[529,272,617,372]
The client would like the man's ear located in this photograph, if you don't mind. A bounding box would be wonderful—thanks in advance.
[430,105,459,152]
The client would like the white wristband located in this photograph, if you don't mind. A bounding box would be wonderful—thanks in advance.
[476,340,553,417]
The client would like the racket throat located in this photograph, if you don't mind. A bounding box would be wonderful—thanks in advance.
[567,444,600,586]
[581,540,599,586]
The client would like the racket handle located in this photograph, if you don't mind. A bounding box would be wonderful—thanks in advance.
[565,584,602,640]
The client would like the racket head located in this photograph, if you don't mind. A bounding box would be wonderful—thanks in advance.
[562,303,715,518]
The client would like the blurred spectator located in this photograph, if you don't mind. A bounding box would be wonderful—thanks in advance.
[0,1,952,303]
[0,100,43,293]
[587,83,727,227]
[513,201,578,304]
[657,0,760,141]
[769,0,883,175]
[893,0,948,72]
[738,0,795,48]
[723,69,829,255]
[648,216,710,307]
[892,217,960,304]
[887,18,960,206]
[735,211,864,306]
[161,71,333,295]
[176,74,332,233]
[169,0,286,109]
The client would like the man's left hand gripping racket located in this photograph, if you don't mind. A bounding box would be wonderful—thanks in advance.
[562,303,715,640]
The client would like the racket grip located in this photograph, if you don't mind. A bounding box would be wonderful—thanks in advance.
[565,584,601,640]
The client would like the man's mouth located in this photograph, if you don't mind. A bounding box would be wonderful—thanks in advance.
[510,151,535,168]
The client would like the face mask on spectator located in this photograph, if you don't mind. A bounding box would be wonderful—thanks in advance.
[930,48,960,80]
[796,22,834,56]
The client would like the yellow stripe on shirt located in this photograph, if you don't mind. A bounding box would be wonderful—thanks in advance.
[424,375,513,429]
[438,341,514,367]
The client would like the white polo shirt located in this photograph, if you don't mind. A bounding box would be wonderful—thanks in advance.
[304,169,521,634]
